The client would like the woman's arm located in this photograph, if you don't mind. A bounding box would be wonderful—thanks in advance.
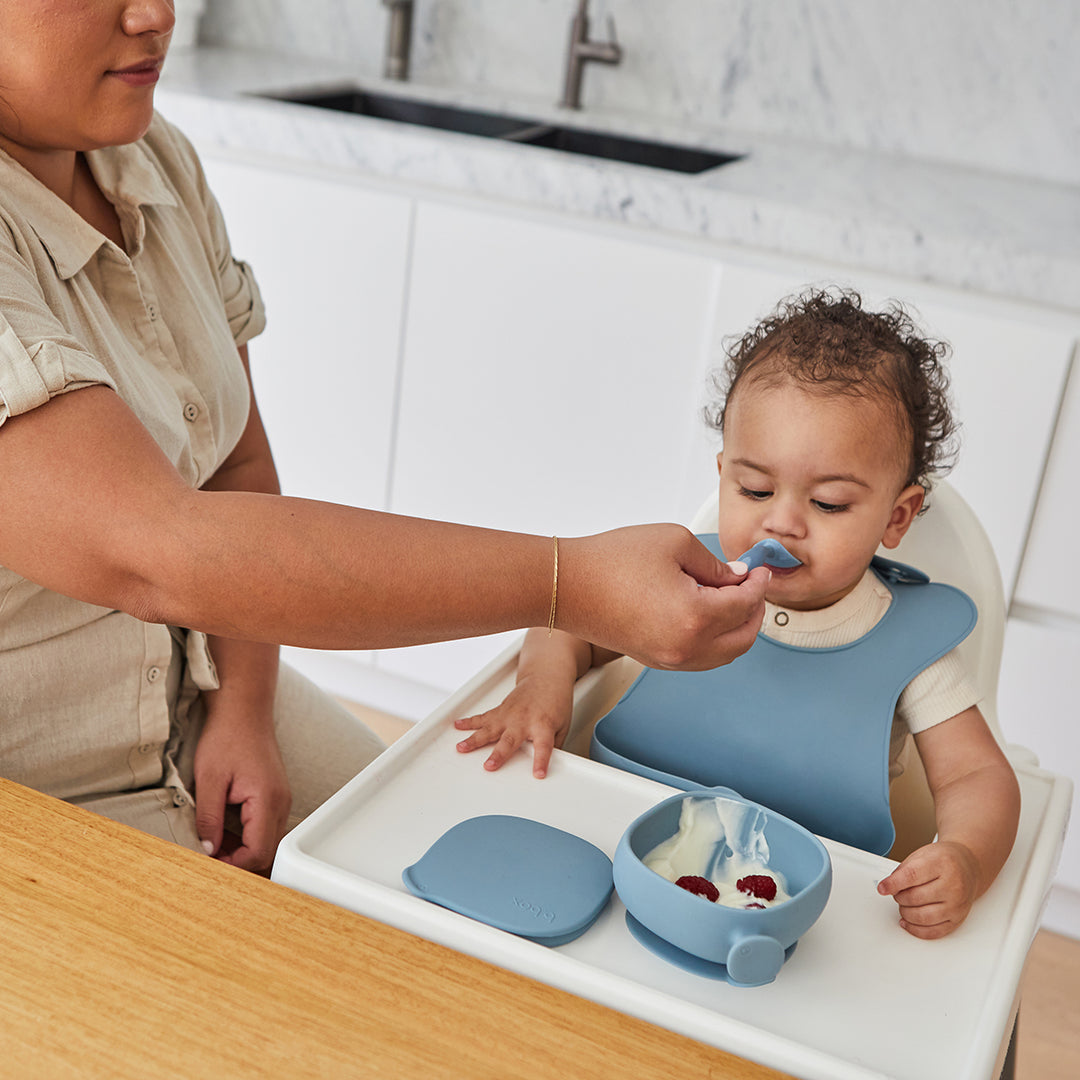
[0,385,768,668]
[191,346,289,871]
[877,706,1021,938]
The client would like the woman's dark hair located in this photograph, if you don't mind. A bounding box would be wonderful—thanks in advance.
[706,287,959,493]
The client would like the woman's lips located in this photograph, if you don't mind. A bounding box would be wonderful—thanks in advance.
[107,60,162,87]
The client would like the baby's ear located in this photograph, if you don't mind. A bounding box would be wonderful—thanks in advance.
[881,484,926,549]
[715,451,724,476]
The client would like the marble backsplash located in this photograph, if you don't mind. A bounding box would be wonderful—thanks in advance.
[198,0,1078,188]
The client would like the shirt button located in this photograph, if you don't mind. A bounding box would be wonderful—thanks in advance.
[774,611,790,626]
[146,666,161,683]
[138,744,153,754]
[183,402,200,422]
[147,304,158,321]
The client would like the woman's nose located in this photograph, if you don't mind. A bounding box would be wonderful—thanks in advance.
[122,0,176,38]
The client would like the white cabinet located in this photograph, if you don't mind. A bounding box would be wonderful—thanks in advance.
[1014,355,1080,620]
[998,618,1080,896]
[382,200,721,690]
[197,151,413,687]
[197,152,412,514]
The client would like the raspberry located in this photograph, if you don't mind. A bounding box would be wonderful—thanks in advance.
[743,902,766,910]
[675,875,719,902]
[737,875,778,901]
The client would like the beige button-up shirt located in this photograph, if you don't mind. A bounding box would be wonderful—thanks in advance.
[0,112,265,800]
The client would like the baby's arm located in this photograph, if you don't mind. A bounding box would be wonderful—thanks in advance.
[454,628,621,777]
[877,706,1021,939]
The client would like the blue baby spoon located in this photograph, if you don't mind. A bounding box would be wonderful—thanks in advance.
[735,539,801,570]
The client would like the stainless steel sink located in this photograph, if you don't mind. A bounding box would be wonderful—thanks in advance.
[507,123,738,174]
[259,87,742,175]
[267,87,539,139]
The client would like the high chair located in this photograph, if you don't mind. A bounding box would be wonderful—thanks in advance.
[558,477,1053,1079]
[273,480,1071,1080]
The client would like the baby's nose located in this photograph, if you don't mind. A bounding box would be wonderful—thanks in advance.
[762,498,805,538]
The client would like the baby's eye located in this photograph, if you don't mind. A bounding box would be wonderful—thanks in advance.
[738,486,772,501]
[813,499,850,513]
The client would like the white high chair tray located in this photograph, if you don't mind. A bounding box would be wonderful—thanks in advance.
[273,652,1069,1080]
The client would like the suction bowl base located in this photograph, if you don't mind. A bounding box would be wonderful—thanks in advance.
[625,913,797,987]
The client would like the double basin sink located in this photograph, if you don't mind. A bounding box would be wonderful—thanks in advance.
[259,86,742,176]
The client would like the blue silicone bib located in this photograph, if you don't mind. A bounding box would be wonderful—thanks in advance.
[591,536,976,854]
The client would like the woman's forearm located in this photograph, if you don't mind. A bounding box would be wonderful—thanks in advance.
[144,491,555,648]
[0,386,768,669]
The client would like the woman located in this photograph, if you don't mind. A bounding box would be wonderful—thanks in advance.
[0,1,768,872]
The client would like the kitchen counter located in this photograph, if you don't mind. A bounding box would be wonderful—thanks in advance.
[158,46,1080,313]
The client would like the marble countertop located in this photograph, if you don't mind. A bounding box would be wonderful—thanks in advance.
[158,46,1080,314]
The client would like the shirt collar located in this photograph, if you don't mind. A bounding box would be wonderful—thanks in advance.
[763,568,888,634]
[0,134,177,279]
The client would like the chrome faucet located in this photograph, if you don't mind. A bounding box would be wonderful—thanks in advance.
[382,0,414,81]
[559,0,622,109]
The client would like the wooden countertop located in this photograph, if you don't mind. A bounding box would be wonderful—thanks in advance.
[0,780,788,1079]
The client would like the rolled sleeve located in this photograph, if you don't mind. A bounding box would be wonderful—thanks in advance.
[219,255,266,347]
[179,124,266,347]
[0,316,116,425]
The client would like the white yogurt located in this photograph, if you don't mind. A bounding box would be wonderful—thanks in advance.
[643,795,791,908]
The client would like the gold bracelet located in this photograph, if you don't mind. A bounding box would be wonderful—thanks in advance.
[547,535,559,636]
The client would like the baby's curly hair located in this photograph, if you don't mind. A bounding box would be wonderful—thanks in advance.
[706,287,959,494]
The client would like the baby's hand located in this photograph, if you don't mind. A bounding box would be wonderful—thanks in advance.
[876,841,980,939]
[454,673,573,778]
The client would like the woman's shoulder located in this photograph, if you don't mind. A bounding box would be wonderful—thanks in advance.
[0,151,51,255]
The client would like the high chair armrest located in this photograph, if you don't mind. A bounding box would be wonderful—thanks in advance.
[1005,743,1040,769]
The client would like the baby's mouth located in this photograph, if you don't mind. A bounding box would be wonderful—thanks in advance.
[768,563,800,578]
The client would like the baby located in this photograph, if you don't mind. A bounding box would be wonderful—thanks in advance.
[455,288,1020,939]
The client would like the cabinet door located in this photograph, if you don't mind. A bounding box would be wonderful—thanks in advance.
[998,618,1080,896]
[706,261,1075,596]
[197,153,412,513]
[383,201,720,691]
[198,152,413,685]
[1014,353,1080,620]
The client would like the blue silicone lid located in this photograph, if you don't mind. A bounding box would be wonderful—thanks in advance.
[402,815,614,946]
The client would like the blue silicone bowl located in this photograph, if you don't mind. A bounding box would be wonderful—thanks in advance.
[614,788,832,987]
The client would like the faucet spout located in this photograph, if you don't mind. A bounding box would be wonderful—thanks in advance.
[560,0,622,110]
[383,0,414,82]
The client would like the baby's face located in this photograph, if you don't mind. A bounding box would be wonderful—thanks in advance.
[716,377,923,611]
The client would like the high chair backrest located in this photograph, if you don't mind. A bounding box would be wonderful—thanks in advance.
[688,477,1006,741]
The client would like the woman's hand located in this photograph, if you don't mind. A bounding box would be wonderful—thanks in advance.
[876,840,980,938]
[193,691,292,873]
[558,525,769,672]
